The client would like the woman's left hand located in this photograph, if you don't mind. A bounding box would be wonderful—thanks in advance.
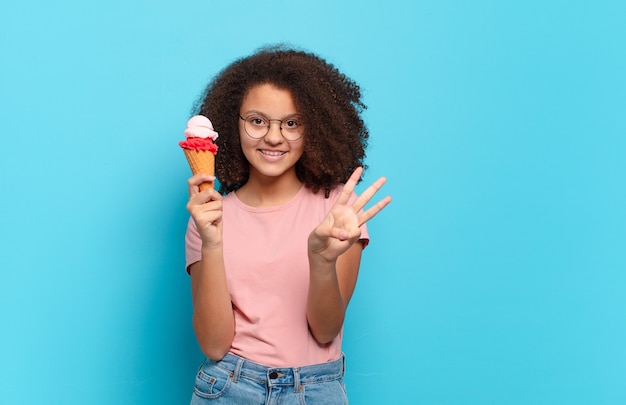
[308,167,392,262]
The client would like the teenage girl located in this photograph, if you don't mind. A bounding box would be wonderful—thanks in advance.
[184,45,391,404]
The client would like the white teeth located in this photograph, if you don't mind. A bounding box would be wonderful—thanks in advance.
[261,150,285,156]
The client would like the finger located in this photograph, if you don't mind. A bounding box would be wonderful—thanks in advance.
[187,188,222,209]
[188,174,217,196]
[328,226,362,242]
[202,211,223,225]
[188,203,223,231]
[336,167,363,206]
[194,209,223,225]
[350,176,387,213]
[189,198,222,214]
[357,195,392,226]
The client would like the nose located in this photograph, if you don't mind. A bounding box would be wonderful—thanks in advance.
[264,120,284,144]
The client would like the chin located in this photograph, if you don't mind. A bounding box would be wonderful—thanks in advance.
[251,163,298,179]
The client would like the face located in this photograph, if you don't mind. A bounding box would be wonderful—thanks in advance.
[238,83,304,182]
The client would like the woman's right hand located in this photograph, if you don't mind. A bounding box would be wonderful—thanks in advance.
[186,174,223,248]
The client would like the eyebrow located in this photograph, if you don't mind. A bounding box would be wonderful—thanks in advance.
[241,110,301,119]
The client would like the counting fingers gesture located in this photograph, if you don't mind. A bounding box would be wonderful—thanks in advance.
[309,167,392,262]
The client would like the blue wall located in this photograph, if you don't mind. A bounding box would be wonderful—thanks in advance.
[1,1,625,404]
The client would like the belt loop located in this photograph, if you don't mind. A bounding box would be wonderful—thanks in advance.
[232,357,244,383]
[293,367,301,393]
[342,354,346,376]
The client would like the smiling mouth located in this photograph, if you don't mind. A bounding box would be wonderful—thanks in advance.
[260,150,286,156]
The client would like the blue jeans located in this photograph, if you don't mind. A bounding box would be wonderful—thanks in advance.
[190,353,348,404]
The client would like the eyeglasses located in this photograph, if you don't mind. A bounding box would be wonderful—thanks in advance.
[239,114,304,141]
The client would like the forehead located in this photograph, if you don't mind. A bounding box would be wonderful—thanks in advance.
[240,83,297,116]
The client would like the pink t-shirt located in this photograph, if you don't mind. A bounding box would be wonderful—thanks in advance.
[184,185,369,368]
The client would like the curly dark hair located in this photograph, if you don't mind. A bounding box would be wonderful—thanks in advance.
[193,44,369,195]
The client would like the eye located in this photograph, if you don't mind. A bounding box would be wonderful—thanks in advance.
[283,119,300,129]
[247,115,267,127]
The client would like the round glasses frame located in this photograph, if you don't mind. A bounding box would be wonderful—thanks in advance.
[239,114,304,142]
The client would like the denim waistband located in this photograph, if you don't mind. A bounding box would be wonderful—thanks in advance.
[212,353,345,388]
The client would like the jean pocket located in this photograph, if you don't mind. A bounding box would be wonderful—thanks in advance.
[193,363,233,399]
[302,379,348,405]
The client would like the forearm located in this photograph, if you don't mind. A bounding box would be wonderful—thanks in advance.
[190,245,234,360]
[306,255,346,344]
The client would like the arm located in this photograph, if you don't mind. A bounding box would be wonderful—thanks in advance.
[307,241,363,344]
[187,174,234,360]
[306,167,391,344]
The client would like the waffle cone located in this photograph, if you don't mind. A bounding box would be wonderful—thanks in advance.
[183,149,215,191]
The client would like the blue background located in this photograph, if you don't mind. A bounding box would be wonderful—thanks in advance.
[1,1,625,404]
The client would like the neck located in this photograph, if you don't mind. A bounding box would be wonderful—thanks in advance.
[236,169,303,207]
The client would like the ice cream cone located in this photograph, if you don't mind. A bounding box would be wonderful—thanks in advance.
[179,115,219,191]
[183,149,215,191]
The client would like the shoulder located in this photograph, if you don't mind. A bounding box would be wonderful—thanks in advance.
[326,185,346,201]
[324,184,359,206]
[221,190,241,208]
[300,185,344,208]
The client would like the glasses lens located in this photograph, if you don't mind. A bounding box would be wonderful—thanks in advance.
[242,115,304,141]
[245,115,268,138]
[281,118,303,141]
